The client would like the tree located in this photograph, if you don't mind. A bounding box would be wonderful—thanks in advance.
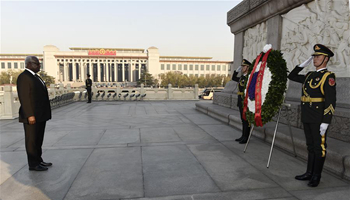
[222,75,232,87]
[0,70,22,85]
[137,70,155,86]
[38,71,55,86]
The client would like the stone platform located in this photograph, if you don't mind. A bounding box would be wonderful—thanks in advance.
[1,101,349,200]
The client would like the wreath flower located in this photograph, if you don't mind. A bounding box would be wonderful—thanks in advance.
[242,44,288,127]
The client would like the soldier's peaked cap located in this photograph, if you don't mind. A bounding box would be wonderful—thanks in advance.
[312,44,334,57]
[242,59,251,66]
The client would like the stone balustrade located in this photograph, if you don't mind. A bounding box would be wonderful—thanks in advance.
[0,83,199,120]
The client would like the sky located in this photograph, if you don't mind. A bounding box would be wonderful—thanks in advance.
[1,0,243,61]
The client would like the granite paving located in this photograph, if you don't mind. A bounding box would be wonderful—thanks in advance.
[0,101,349,200]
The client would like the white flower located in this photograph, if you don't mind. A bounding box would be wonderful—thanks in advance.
[263,44,272,53]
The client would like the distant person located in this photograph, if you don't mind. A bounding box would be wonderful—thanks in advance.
[17,56,52,171]
[288,44,336,187]
[231,59,251,144]
[85,74,92,103]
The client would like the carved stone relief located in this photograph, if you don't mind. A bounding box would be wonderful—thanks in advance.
[242,22,267,62]
[281,0,350,77]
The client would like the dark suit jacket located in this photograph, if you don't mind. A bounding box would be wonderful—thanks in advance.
[17,70,52,123]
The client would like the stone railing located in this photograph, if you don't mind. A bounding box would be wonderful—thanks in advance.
[73,83,199,102]
[0,84,199,119]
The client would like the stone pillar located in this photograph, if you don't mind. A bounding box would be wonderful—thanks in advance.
[64,59,68,82]
[194,84,199,100]
[114,61,118,82]
[89,61,93,80]
[233,31,244,70]
[267,15,282,50]
[1,86,17,119]
[97,60,100,82]
[72,60,76,82]
[122,63,125,82]
[167,84,172,100]
[106,63,109,82]
[81,62,85,82]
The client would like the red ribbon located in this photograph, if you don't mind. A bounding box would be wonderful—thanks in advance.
[242,53,263,120]
[254,49,271,127]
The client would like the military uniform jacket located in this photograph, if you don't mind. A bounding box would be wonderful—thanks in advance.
[232,71,247,108]
[85,78,92,89]
[288,66,336,124]
[17,70,52,123]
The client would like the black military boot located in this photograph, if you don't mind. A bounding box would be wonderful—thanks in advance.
[235,124,245,142]
[239,123,250,144]
[295,153,315,181]
[308,156,325,187]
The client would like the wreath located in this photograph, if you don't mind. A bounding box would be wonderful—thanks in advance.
[242,45,288,127]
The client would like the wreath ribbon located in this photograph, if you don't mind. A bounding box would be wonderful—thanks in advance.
[243,53,263,120]
[254,49,271,126]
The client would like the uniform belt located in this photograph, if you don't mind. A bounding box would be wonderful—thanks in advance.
[301,96,325,102]
[237,92,244,96]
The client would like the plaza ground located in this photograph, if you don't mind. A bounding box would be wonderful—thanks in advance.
[0,101,349,200]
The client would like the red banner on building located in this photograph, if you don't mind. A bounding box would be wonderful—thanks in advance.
[88,49,116,56]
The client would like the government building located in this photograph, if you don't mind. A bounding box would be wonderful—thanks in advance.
[0,45,233,86]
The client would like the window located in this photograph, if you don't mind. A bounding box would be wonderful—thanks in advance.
[178,64,182,70]
[206,65,210,71]
[195,65,199,70]
[167,64,170,70]
[184,64,188,70]
[200,65,204,71]
[161,64,164,70]
[172,64,176,70]
[189,65,193,70]
[223,65,226,71]
[217,65,221,71]
[8,63,11,69]
[195,74,198,77]
[212,65,215,71]
[1,62,5,69]
[14,62,18,69]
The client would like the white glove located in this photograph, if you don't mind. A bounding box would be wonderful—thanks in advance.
[299,56,313,68]
[235,66,242,72]
[320,123,329,136]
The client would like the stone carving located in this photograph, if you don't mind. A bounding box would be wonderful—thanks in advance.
[281,0,350,77]
[242,22,267,62]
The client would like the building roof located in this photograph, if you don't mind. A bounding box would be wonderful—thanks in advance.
[160,56,213,60]
[69,47,145,52]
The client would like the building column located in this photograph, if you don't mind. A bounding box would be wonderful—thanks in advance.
[122,62,125,82]
[72,60,76,82]
[106,62,109,82]
[114,61,118,82]
[97,60,100,82]
[64,60,68,83]
[89,60,92,79]
[81,62,85,81]
[233,31,244,70]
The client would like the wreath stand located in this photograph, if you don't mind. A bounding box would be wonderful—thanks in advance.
[243,99,297,168]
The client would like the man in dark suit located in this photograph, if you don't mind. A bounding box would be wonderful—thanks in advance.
[232,59,251,144]
[288,44,336,187]
[85,74,92,103]
[17,56,52,171]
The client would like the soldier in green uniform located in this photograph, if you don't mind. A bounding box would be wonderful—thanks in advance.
[85,74,92,103]
[232,59,251,144]
[288,44,336,187]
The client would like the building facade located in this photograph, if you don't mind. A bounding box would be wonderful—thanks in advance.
[0,45,233,86]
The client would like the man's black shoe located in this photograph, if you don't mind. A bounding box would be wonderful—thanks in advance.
[235,137,243,142]
[295,172,312,180]
[40,162,52,167]
[239,138,247,144]
[29,165,48,171]
[308,175,321,187]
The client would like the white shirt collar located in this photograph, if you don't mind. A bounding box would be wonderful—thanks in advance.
[25,68,36,76]
[317,67,327,72]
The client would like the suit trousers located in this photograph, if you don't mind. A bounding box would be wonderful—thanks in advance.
[87,88,92,102]
[23,121,46,167]
[239,104,250,139]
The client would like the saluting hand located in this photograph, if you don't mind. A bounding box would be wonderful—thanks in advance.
[235,66,242,72]
[28,116,36,125]
[298,56,313,68]
[320,123,329,136]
